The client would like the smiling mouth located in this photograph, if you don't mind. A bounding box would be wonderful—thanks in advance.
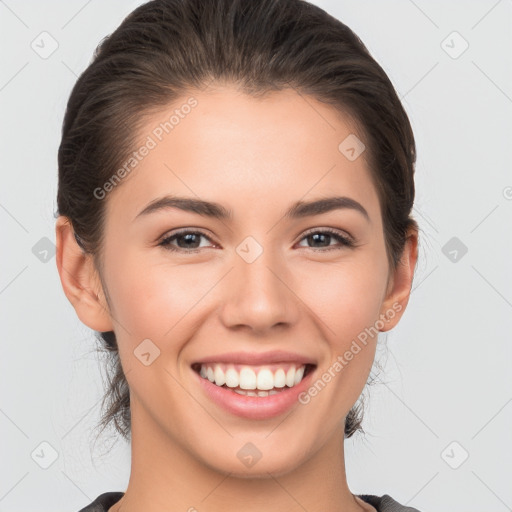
[191,362,316,397]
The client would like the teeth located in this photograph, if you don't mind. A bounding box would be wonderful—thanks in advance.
[197,362,309,391]
[239,367,257,390]
[285,367,296,387]
[214,365,225,386]
[273,368,286,388]
[294,366,305,385]
[225,368,239,388]
[256,368,274,390]
[234,389,281,397]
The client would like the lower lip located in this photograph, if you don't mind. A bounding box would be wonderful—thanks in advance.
[193,367,315,420]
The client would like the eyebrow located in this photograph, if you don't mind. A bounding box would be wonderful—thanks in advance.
[134,195,370,222]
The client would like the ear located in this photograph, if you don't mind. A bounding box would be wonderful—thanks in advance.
[378,226,419,332]
[55,216,114,332]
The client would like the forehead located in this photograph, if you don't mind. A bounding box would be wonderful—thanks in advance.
[104,85,381,225]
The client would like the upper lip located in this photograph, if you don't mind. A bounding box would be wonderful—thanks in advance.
[193,350,317,366]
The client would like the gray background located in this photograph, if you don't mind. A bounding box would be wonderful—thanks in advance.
[1,1,511,511]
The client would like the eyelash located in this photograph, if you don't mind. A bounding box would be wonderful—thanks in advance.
[157,228,356,253]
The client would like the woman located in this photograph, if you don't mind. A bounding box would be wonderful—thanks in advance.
[55,0,420,510]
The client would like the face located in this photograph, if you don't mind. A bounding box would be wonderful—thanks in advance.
[75,85,413,477]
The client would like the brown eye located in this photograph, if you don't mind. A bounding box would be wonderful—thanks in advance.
[158,230,215,252]
[297,229,355,251]
[157,228,355,254]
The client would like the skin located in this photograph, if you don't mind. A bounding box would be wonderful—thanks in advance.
[56,84,418,512]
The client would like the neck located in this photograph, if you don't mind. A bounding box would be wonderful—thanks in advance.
[110,400,368,512]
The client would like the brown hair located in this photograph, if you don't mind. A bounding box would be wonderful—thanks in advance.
[56,0,418,443]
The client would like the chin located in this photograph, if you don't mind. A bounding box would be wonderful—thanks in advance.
[195,439,311,479]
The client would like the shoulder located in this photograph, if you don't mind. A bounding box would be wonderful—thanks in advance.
[357,493,422,512]
[76,492,124,512]
[78,491,421,512]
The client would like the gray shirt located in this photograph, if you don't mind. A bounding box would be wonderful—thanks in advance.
[77,492,422,511]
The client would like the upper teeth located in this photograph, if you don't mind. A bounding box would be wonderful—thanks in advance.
[199,363,306,390]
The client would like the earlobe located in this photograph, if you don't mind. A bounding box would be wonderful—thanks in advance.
[55,216,114,332]
[379,228,419,333]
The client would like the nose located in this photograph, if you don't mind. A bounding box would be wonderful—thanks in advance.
[218,247,300,334]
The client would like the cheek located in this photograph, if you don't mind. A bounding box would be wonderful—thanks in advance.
[298,254,389,349]
[104,257,207,399]
[294,258,387,426]
[106,243,389,349]
[102,250,208,352]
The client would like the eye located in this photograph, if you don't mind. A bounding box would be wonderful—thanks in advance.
[157,227,356,254]
[158,229,216,252]
[296,228,355,251]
